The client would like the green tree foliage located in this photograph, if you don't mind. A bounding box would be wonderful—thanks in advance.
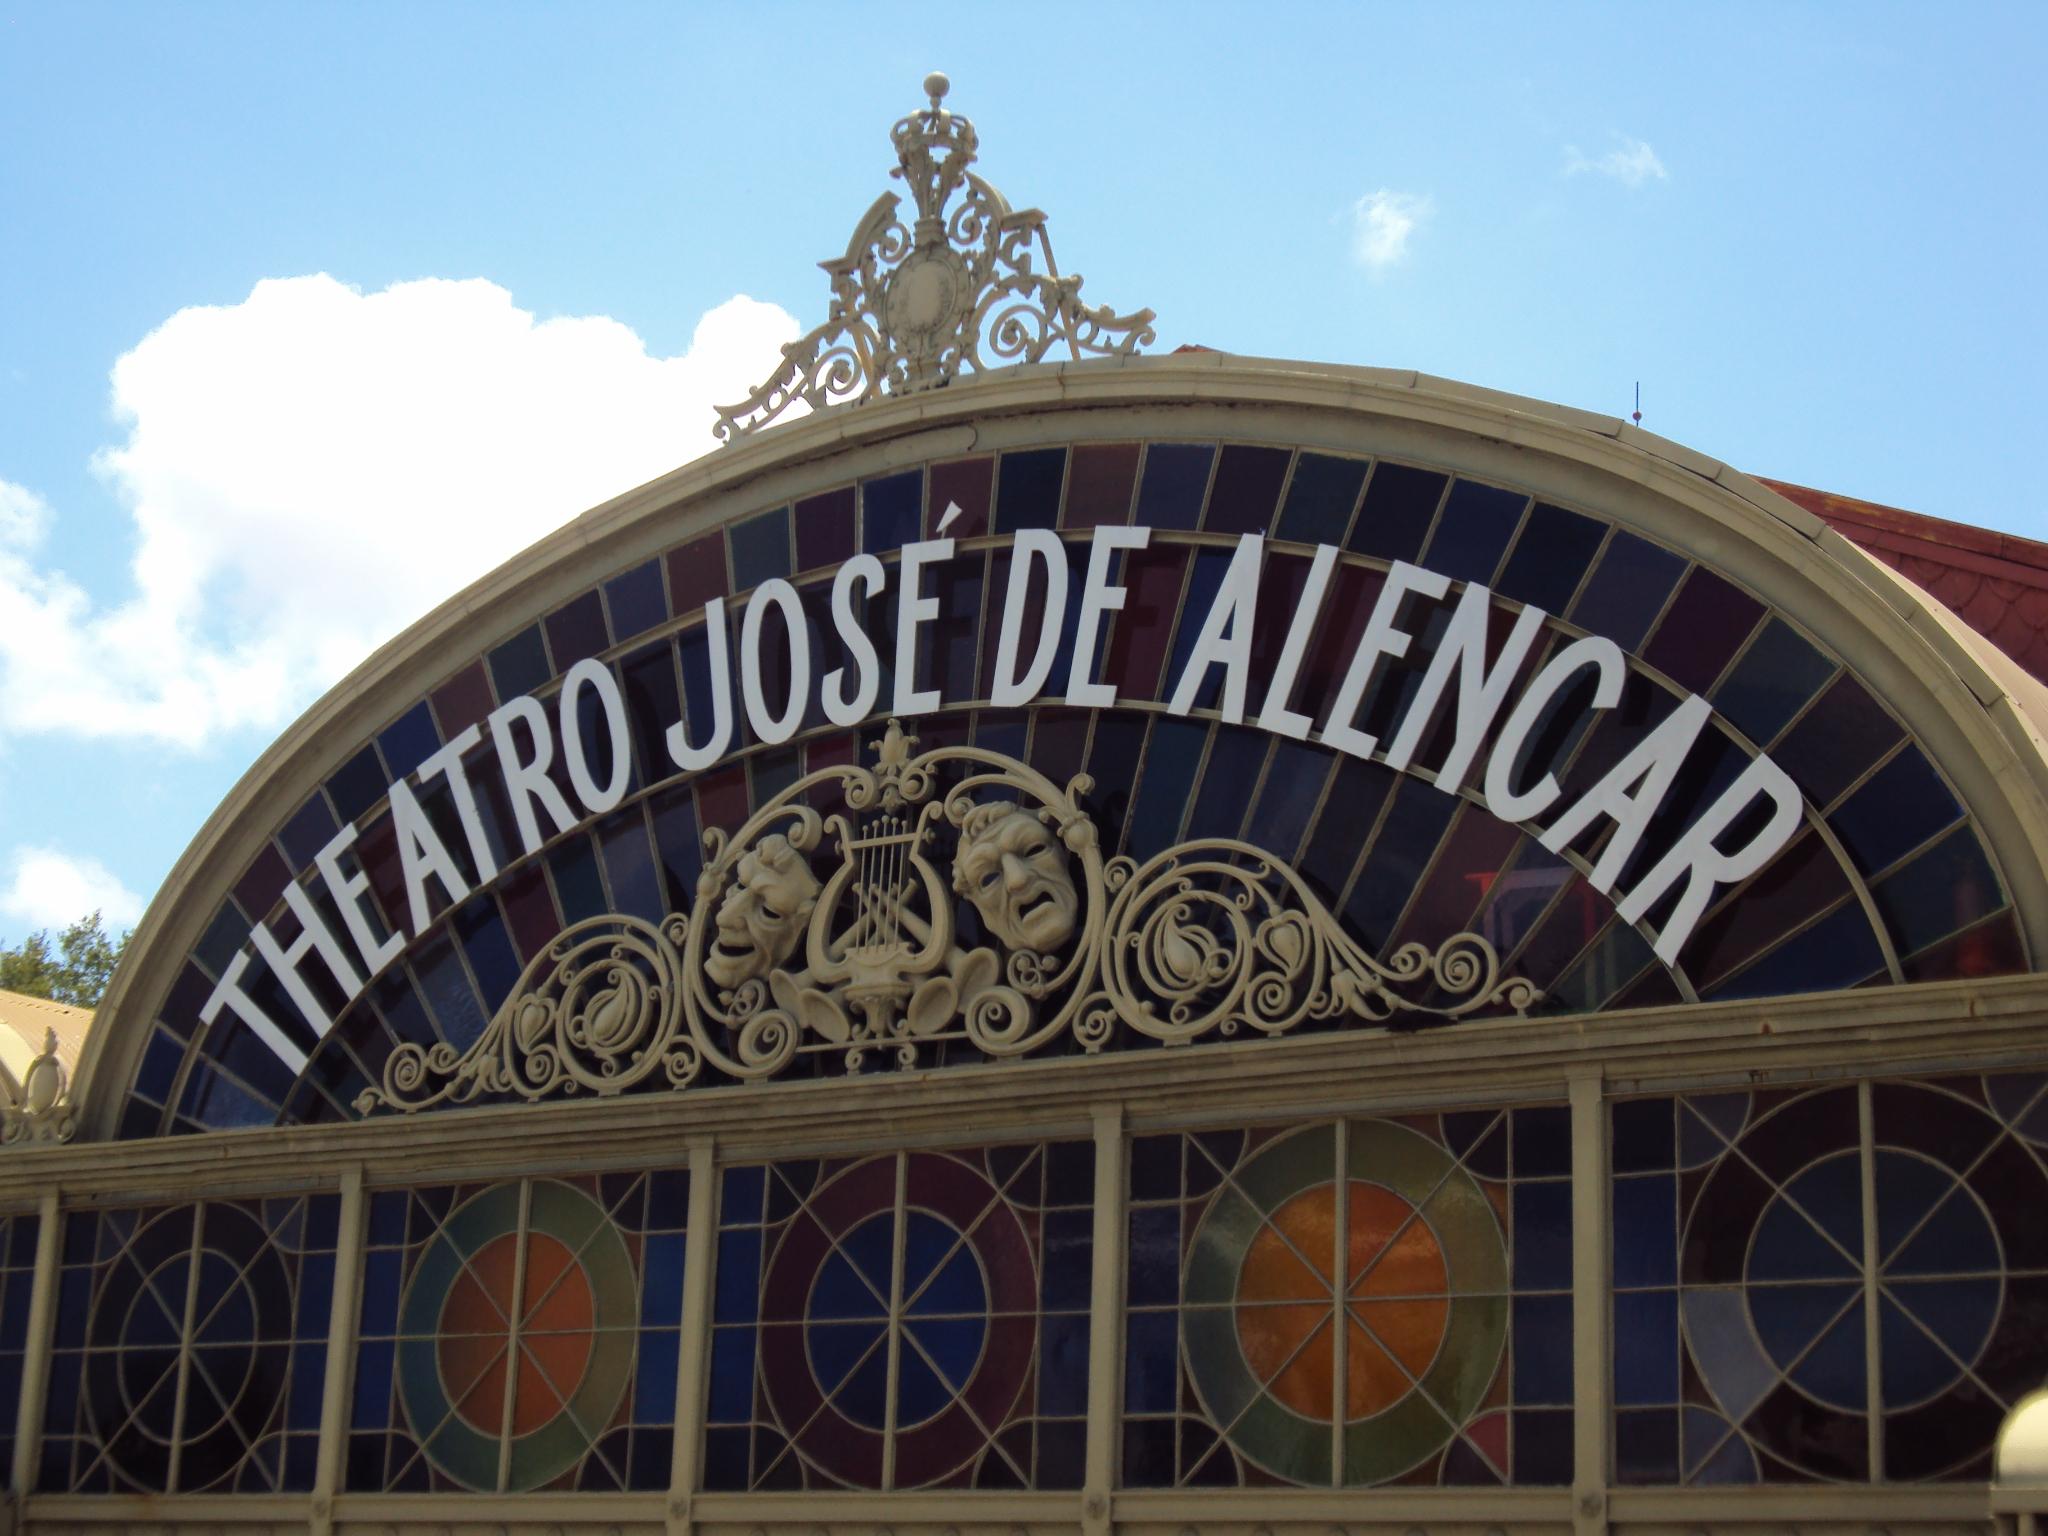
[0,912,131,1007]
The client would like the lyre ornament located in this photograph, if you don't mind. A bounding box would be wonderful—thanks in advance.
[358,721,1539,1117]
[712,73,1157,441]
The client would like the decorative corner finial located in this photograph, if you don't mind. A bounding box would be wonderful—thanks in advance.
[2,1025,76,1146]
[713,73,1157,442]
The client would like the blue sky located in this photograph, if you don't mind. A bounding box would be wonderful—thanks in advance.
[1,1,2043,943]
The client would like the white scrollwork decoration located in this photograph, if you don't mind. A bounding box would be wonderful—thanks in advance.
[358,720,1539,1115]
[712,73,1155,442]
[355,914,699,1115]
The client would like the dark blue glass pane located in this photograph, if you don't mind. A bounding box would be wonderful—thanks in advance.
[1039,1312,1089,1415]
[1421,479,1526,586]
[1615,1407,1678,1483]
[596,812,664,924]
[1712,618,1836,747]
[1134,444,1213,530]
[1126,1207,1181,1307]
[1612,1098,1675,1174]
[1515,1114,1572,1187]
[1343,775,1457,947]
[713,1226,762,1323]
[488,625,551,702]
[1872,826,2003,959]
[1247,740,1335,863]
[1569,532,1684,652]
[1274,452,1367,545]
[635,1326,680,1421]
[1495,502,1604,615]
[1347,461,1444,563]
[860,469,923,554]
[1184,726,1267,842]
[1030,1206,1089,1313]
[1612,1289,1678,1405]
[1513,1292,1573,1404]
[277,794,342,871]
[1512,1183,1572,1290]
[1202,444,1290,535]
[1770,673,1903,809]
[1161,546,1234,712]
[414,936,486,1051]
[454,898,521,1010]
[1829,747,1962,879]
[995,448,1066,533]
[729,508,792,590]
[548,834,607,924]
[1706,900,1886,1002]
[721,1166,765,1225]
[1613,1174,1677,1288]
[647,783,701,916]
[1124,718,1207,860]
[605,559,668,640]
[324,746,389,825]
[377,703,441,781]
[707,1328,754,1421]
[1123,1309,1179,1412]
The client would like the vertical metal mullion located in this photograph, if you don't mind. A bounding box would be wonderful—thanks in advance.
[881,1149,908,1490]
[667,1138,718,1535]
[311,1166,366,1534]
[1860,1078,1883,1481]
[1082,1104,1126,1536]
[167,1204,206,1493]
[1330,1116,1350,1486]
[1569,1069,1610,1536]
[494,1179,535,1494]
[8,1191,62,1497]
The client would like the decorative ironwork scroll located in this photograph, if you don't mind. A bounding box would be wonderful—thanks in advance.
[360,722,1538,1116]
[712,73,1156,442]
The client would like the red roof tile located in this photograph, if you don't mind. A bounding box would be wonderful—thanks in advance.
[1760,478,2048,686]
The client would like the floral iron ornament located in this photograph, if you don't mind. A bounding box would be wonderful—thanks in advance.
[711,73,1157,442]
[358,723,1539,1116]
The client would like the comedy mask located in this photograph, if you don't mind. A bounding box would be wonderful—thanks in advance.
[953,803,1080,954]
[705,833,821,991]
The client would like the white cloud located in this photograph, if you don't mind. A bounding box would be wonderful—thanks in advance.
[1564,137,1669,188]
[0,846,145,931]
[0,277,800,748]
[1350,189,1433,272]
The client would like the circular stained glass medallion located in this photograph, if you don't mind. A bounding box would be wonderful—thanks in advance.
[759,1152,1035,1487]
[397,1181,636,1491]
[1183,1122,1509,1486]
[86,1203,292,1491]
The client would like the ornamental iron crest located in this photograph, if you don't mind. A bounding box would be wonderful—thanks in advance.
[711,72,1157,442]
[358,722,1539,1116]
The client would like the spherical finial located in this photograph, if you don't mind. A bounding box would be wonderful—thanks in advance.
[924,71,950,109]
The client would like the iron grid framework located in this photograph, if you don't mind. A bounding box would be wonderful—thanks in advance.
[4,996,2048,1533]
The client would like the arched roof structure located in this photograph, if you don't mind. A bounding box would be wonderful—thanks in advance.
[65,353,2048,1141]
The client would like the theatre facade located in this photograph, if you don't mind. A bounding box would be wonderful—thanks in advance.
[5,77,2048,1536]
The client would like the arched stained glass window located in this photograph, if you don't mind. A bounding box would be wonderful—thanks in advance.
[1121,1109,1574,1488]
[707,1140,1095,1490]
[348,1171,688,1492]
[39,1196,336,1493]
[1610,1072,2048,1483]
